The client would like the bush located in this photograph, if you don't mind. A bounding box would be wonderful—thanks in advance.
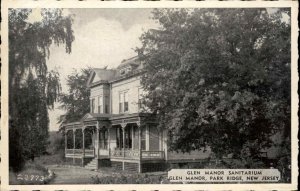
[91,173,168,184]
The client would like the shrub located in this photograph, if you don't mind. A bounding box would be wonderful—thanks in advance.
[91,173,168,184]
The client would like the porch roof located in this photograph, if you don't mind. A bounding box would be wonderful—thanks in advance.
[62,112,157,129]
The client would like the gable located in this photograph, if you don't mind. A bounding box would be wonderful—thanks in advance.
[87,71,96,87]
[87,68,117,88]
[81,113,94,121]
[91,73,101,83]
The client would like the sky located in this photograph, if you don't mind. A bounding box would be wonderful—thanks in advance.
[41,9,158,131]
[26,8,288,132]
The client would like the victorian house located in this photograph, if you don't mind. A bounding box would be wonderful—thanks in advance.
[62,56,211,173]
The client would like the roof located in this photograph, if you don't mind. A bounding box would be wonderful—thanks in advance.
[87,68,116,87]
[82,113,117,122]
[117,55,141,69]
[87,55,144,87]
[93,68,116,81]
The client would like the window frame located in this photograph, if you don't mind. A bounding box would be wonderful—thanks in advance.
[91,98,95,113]
[138,87,144,110]
[105,95,109,114]
[119,90,129,113]
[98,96,103,114]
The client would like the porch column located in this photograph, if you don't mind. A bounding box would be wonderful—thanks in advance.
[108,125,111,156]
[120,123,126,157]
[146,124,149,151]
[82,127,85,166]
[96,122,100,159]
[131,125,134,151]
[73,128,76,164]
[65,128,67,154]
[121,123,126,171]
[137,121,142,173]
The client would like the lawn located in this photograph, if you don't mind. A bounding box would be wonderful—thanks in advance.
[9,162,54,185]
[9,152,169,184]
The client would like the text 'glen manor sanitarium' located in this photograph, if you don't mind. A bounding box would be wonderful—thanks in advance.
[168,169,281,183]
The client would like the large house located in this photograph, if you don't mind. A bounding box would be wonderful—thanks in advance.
[62,56,210,173]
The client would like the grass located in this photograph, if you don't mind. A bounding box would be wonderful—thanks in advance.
[9,162,54,185]
[9,150,66,185]
[34,151,71,166]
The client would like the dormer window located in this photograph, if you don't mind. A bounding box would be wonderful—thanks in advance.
[126,67,132,73]
[120,69,126,75]
[120,66,132,76]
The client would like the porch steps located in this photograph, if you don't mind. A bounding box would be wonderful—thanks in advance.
[85,158,98,170]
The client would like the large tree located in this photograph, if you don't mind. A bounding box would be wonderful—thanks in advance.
[9,9,74,171]
[139,8,290,166]
[58,68,92,127]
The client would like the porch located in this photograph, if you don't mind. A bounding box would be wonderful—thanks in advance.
[63,113,166,172]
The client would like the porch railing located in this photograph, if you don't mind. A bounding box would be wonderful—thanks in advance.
[124,149,140,159]
[85,149,95,156]
[66,148,164,160]
[111,149,164,160]
[141,150,165,160]
[99,148,110,156]
[65,149,95,157]
[111,149,123,158]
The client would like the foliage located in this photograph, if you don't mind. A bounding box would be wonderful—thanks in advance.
[58,68,92,127]
[9,9,74,171]
[47,131,65,154]
[91,173,167,184]
[138,8,291,166]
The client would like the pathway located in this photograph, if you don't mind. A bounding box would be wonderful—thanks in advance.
[47,165,113,184]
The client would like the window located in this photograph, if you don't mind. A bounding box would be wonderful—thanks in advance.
[120,66,132,75]
[138,88,144,110]
[119,91,129,113]
[91,98,95,113]
[105,95,109,114]
[119,93,123,113]
[120,69,125,75]
[100,128,108,149]
[116,127,123,149]
[124,92,128,112]
[125,127,132,149]
[141,126,146,150]
[126,67,132,73]
[98,96,103,114]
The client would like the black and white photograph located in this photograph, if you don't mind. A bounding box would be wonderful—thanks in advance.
[1,1,298,190]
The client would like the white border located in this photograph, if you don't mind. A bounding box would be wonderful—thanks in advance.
[1,1,298,191]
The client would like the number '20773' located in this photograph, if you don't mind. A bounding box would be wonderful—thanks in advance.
[17,174,45,182]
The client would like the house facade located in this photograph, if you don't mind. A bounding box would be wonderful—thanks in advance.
[63,56,210,173]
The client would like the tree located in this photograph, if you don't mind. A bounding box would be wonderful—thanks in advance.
[58,68,92,151]
[9,9,74,171]
[58,68,92,127]
[139,8,290,166]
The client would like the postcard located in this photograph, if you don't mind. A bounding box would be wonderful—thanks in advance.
[1,0,298,190]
